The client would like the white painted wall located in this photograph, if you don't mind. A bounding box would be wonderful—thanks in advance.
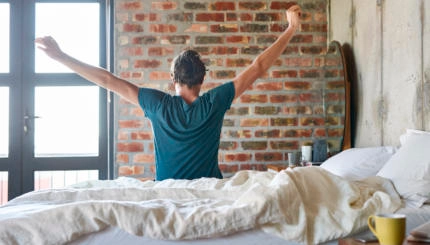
[329,0,430,147]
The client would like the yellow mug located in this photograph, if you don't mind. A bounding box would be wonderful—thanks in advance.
[368,214,406,245]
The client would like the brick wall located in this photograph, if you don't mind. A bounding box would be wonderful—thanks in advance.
[114,0,345,179]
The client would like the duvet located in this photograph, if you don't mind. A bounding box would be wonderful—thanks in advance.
[0,167,401,245]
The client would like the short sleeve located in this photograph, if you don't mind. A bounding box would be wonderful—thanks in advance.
[138,87,168,115]
[207,81,235,112]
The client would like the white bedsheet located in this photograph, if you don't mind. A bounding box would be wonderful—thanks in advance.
[0,167,401,245]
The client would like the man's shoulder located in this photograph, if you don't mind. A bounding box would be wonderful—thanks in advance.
[207,81,234,94]
[138,87,172,112]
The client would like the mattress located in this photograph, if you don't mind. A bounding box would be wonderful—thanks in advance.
[69,204,430,245]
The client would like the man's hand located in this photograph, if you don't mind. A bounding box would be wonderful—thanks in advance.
[35,36,64,61]
[34,36,140,105]
[286,4,301,30]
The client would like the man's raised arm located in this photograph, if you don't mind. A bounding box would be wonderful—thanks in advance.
[35,36,140,106]
[232,4,301,99]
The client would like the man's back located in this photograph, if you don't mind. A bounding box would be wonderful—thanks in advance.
[138,82,235,180]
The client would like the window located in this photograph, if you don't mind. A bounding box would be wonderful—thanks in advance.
[0,3,9,73]
[35,3,100,73]
[0,0,111,202]
[0,88,8,158]
[34,170,98,190]
[34,86,100,157]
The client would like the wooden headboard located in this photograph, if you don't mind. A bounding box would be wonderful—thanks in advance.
[335,41,352,151]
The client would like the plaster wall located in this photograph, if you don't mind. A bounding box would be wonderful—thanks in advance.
[329,0,430,147]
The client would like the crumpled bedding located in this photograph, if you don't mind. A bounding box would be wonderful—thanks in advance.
[0,167,401,245]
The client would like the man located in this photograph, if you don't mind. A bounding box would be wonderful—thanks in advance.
[35,5,301,181]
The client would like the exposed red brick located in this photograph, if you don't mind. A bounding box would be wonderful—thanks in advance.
[148,47,175,56]
[300,117,325,126]
[254,82,283,91]
[185,24,208,33]
[269,1,297,10]
[238,2,266,10]
[270,94,298,103]
[282,129,313,138]
[117,142,144,152]
[239,13,253,21]
[133,154,155,163]
[118,47,143,56]
[149,71,170,80]
[210,24,238,33]
[271,70,298,78]
[218,163,239,173]
[241,141,267,150]
[134,13,160,22]
[209,2,235,11]
[226,58,252,67]
[255,129,281,138]
[151,2,177,10]
[116,153,129,163]
[134,60,161,69]
[239,164,267,171]
[284,81,312,90]
[270,140,298,150]
[255,152,283,161]
[225,36,251,44]
[196,13,225,22]
[314,128,327,137]
[240,118,269,127]
[224,153,252,162]
[118,2,142,10]
[284,57,313,67]
[219,141,238,151]
[118,165,145,176]
[328,128,344,137]
[123,23,143,32]
[131,131,153,140]
[119,120,144,128]
[240,94,268,103]
[224,130,252,138]
[150,24,177,33]
[117,130,129,140]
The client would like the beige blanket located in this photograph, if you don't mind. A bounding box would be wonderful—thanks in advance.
[0,167,401,245]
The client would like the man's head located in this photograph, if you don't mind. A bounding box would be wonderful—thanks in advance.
[171,50,206,88]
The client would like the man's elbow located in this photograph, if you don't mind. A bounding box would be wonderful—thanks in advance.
[100,71,116,88]
[251,57,265,76]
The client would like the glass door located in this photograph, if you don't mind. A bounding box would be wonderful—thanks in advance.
[0,1,14,204]
[0,0,110,203]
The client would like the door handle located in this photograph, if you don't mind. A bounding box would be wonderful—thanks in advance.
[24,115,41,120]
[23,115,41,133]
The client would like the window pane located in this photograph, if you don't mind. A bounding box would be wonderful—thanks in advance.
[0,87,9,158]
[0,172,7,205]
[35,3,99,73]
[0,4,10,73]
[34,86,99,157]
[34,170,98,190]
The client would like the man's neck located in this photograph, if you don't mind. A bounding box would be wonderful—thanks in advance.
[175,83,201,104]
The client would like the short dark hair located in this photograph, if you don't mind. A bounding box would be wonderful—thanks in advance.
[171,50,206,88]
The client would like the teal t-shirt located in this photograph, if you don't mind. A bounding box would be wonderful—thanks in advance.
[138,82,235,181]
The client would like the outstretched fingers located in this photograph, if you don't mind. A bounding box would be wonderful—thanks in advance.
[34,36,63,60]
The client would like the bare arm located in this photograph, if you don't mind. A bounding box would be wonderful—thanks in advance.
[35,36,140,106]
[232,5,301,99]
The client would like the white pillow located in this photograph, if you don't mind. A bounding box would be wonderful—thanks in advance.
[377,132,430,207]
[320,146,397,180]
[399,129,430,146]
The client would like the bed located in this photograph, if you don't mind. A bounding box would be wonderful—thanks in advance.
[0,166,407,245]
[1,40,430,244]
[1,134,430,245]
[1,135,430,245]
